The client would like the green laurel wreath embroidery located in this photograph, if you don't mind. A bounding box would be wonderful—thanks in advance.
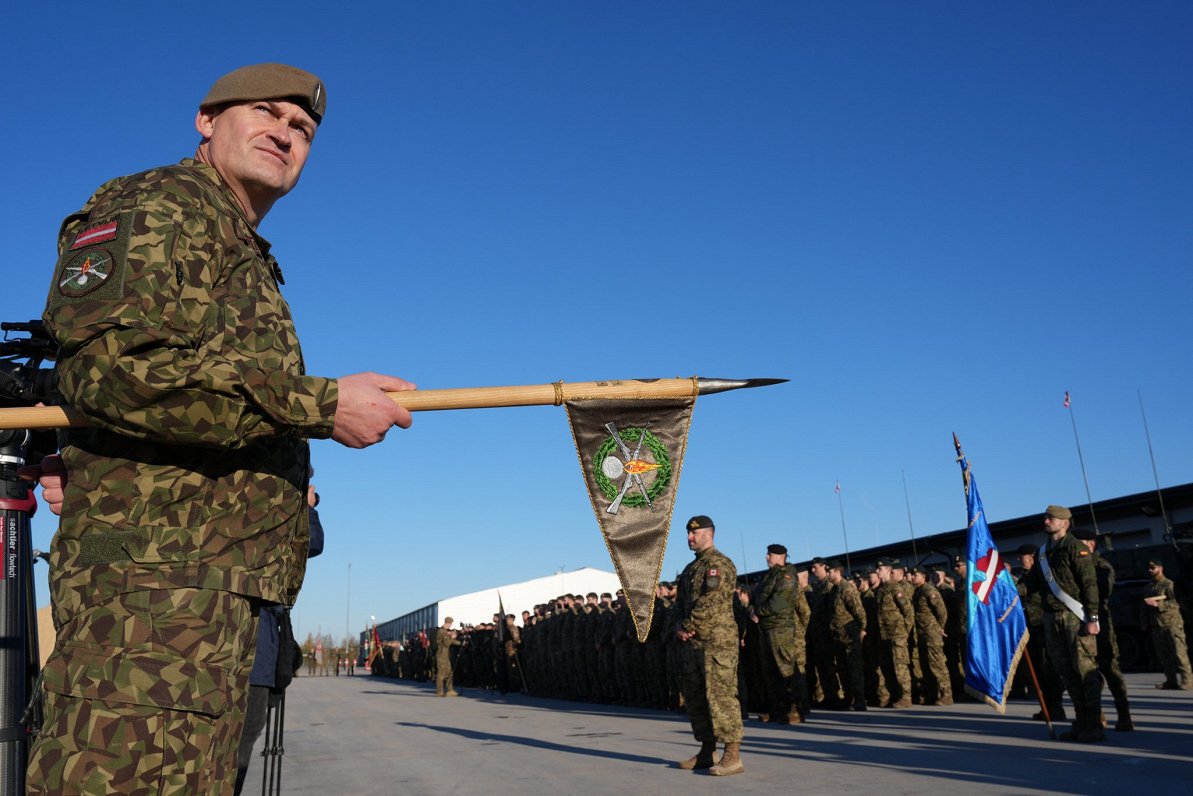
[593,427,672,508]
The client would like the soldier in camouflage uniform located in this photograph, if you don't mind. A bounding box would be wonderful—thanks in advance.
[807,558,840,707]
[435,618,463,696]
[890,560,922,703]
[908,567,953,705]
[1023,505,1105,743]
[1018,545,1066,720]
[826,561,867,710]
[860,570,885,707]
[946,555,969,698]
[1072,528,1133,729]
[674,516,745,776]
[28,64,415,795]
[874,559,913,708]
[1141,559,1193,690]
[751,544,807,723]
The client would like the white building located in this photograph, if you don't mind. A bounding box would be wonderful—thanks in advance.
[374,566,622,640]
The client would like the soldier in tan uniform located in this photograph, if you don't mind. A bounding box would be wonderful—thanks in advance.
[435,618,463,696]
[908,567,953,705]
[674,515,745,776]
[1142,559,1193,690]
[28,64,415,794]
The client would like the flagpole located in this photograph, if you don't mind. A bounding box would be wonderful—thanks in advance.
[740,532,751,581]
[1020,645,1058,740]
[1063,392,1100,534]
[901,469,919,562]
[0,376,789,430]
[835,481,851,572]
[1137,390,1174,546]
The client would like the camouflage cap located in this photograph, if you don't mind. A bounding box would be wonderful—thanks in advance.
[201,63,327,124]
[1045,504,1072,520]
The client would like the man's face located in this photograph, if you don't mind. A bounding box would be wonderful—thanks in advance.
[810,563,827,581]
[953,562,966,579]
[1043,515,1069,536]
[687,526,714,553]
[868,572,881,590]
[587,595,598,607]
[1148,563,1163,580]
[1019,553,1035,570]
[877,565,891,583]
[196,100,315,210]
[766,552,785,568]
[827,568,841,584]
[910,572,925,587]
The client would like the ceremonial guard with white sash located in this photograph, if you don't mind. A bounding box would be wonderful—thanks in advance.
[1024,505,1105,743]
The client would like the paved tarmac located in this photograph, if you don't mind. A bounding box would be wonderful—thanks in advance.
[246,672,1191,795]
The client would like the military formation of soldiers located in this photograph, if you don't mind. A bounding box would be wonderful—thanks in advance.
[365,523,1191,741]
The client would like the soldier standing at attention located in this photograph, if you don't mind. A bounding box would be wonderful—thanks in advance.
[1072,528,1133,729]
[435,617,463,697]
[674,516,745,776]
[1141,559,1193,690]
[1024,505,1105,743]
[1019,544,1066,721]
[27,63,414,794]
[751,543,806,724]
[908,567,953,705]
[826,561,867,711]
[874,559,913,708]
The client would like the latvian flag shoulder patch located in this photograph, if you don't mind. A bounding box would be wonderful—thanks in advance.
[70,219,119,250]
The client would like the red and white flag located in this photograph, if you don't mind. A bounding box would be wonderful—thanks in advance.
[1063,391,1071,409]
[834,481,841,494]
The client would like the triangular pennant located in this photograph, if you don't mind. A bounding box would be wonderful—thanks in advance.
[566,396,695,642]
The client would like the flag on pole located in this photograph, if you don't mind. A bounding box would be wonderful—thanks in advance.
[834,480,841,494]
[566,394,695,642]
[1063,391,1070,408]
[956,442,1028,712]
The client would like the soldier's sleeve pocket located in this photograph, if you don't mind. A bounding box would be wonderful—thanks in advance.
[41,641,230,717]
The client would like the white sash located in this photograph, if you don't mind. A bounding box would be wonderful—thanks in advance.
[1038,543,1085,620]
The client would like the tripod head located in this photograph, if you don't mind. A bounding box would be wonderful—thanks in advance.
[0,321,59,461]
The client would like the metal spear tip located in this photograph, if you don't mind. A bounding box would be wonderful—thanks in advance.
[696,377,789,395]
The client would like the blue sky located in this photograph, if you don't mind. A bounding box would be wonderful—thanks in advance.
[5,1,1191,643]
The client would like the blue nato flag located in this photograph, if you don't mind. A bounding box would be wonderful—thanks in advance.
[960,457,1028,713]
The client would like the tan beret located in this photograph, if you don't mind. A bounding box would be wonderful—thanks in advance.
[201,63,326,124]
[1045,504,1072,520]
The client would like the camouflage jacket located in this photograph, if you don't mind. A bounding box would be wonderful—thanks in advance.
[912,582,948,636]
[43,159,337,624]
[875,581,911,640]
[676,546,738,649]
[1141,576,1182,629]
[829,578,865,639]
[753,563,799,630]
[1025,532,1098,619]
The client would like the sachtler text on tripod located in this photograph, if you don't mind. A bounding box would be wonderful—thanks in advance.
[0,320,59,794]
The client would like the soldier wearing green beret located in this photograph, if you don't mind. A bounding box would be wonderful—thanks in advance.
[28,63,416,794]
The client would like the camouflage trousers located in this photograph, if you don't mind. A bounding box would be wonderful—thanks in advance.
[761,625,802,717]
[1043,611,1102,729]
[28,588,257,795]
[1150,620,1193,686]
[878,635,911,704]
[915,630,952,704]
[681,642,743,744]
[1095,618,1130,712]
[435,656,455,695]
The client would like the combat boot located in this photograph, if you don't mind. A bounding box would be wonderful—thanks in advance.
[446,690,460,697]
[1077,724,1107,743]
[676,741,717,770]
[890,697,912,708]
[709,743,744,776]
[785,708,805,724]
[1114,697,1134,731]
